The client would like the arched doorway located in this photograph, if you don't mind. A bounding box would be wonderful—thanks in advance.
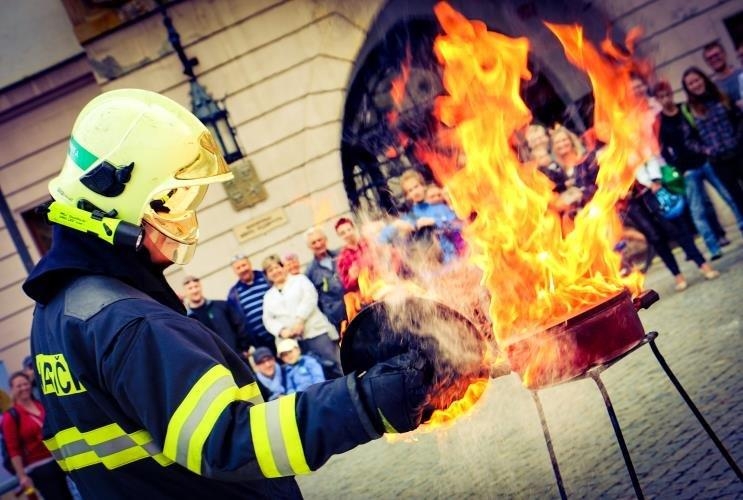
[340,0,618,216]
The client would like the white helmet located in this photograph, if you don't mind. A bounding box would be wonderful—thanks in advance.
[49,89,233,264]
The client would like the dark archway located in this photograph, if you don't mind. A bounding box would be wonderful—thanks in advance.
[340,0,620,216]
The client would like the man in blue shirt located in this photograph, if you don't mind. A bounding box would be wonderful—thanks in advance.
[227,255,276,354]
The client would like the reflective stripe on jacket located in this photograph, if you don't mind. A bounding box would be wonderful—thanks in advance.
[31,275,378,499]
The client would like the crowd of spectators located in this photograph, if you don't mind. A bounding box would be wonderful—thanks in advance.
[522,40,743,291]
[167,40,743,398]
[174,167,470,399]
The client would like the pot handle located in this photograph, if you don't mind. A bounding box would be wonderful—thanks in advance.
[632,289,659,310]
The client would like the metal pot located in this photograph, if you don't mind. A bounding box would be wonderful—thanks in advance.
[340,296,491,415]
[505,289,658,389]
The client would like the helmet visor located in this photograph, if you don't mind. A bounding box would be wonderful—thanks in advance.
[175,131,232,181]
[144,185,205,245]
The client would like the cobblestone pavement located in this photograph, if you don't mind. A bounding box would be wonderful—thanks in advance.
[297,234,743,499]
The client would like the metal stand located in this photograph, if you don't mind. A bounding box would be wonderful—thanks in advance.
[588,370,644,499]
[531,391,567,500]
[530,331,742,499]
[647,336,743,481]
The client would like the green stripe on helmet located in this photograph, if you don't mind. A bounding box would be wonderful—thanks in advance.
[68,136,99,170]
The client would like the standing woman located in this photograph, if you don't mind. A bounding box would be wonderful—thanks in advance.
[681,66,743,233]
[2,372,73,500]
[261,255,343,378]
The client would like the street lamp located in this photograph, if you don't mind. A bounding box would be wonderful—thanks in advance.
[158,2,244,164]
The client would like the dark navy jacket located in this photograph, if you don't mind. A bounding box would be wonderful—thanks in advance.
[22,226,379,499]
[187,299,251,355]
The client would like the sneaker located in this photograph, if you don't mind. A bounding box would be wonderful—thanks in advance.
[675,280,688,291]
[718,237,731,247]
[703,270,720,280]
[710,252,723,261]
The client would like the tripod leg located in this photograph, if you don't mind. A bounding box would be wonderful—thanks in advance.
[531,391,568,500]
[590,372,645,499]
[648,338,743,481]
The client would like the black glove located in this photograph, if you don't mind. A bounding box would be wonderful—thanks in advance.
[355,350,434,434]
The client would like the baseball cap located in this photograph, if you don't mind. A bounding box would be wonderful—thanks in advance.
[276,338,299,355]
[252,347,273,363]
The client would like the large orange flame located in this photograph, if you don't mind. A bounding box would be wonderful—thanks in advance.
[428,2,646,380]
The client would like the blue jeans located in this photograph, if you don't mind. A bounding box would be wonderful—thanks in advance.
[685,162,743,255]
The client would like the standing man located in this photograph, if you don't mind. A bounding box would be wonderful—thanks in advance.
[226,255,276,355]
[702,41,743,106]
[22,89,433,498]
[304,227,346,333]
[183,275,252,359]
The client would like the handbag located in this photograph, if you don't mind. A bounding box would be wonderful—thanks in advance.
[654,186,685,220]
[660,164,685,195]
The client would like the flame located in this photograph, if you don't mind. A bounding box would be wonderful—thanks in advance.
[390,55,411,109]
[386,378,489,442]
[428,3,647,385]
[387,49,413,127]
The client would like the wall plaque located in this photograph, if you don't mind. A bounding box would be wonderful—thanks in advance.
[232,208,288,243]
[223,158,268,211]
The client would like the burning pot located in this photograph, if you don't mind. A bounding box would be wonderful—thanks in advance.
[505,289,659,389]
[340,296,492,416]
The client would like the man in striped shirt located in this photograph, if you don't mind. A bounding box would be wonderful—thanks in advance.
[227,254,276,355]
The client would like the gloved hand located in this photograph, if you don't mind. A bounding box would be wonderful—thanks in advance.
[356,350,434,434]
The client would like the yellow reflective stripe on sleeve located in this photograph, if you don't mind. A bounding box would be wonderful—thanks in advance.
[250,403,281,478]
[164,364,240,475]
[238,382,263,404]
[186,384,238,472]
[43,425,171,472]
[279,395,310,475]
[248,394,309,478]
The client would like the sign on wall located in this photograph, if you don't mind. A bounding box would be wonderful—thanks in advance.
[232,208,288,243]
[223,158,268,211]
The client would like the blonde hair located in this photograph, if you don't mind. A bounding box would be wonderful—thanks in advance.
[400,169,425,187]
[261,254,283,273]
[550,125,585,158]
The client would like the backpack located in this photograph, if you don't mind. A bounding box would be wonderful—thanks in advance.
[1,408,21,475]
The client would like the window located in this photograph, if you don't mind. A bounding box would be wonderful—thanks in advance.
[22,201,53,256]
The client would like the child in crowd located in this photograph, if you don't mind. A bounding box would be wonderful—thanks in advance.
[251,347,285,401]
[277,338,325,393]
[399,169,465,263]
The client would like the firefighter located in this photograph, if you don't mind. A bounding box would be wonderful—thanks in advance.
[22,89,434,499]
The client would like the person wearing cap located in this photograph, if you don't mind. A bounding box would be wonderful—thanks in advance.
[251,347,285,401]
[277,339,325,394]
[22,89,435,499]
[183,275,253,359]
[226,254,276,355]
